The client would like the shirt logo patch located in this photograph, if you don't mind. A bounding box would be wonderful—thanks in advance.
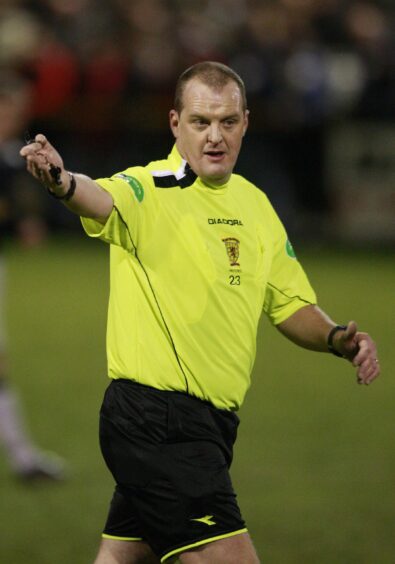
[190,515,216,526]
[116,174,144,202]
[222,237,240,267]
[286,239,297,259]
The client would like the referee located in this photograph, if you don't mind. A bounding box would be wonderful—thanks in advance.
[21,62,380,564]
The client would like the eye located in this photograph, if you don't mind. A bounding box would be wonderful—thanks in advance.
[192,118,208,128]
[223,119,237,128]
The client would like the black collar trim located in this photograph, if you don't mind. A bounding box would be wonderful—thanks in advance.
[152,163,197,189]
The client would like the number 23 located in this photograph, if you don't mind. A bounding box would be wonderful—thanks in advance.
[229,275,240,285]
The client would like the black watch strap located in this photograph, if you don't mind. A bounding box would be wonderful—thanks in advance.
[47,171,76,201]
[327,325,347,357]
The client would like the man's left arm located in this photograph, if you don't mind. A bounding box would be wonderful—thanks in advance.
[277,304,380,385]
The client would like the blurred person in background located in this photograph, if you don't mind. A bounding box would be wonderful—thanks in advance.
[21,61,380,563]
[5,1,394,220]
[0,73,66,481]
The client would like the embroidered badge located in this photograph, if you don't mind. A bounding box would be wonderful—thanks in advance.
[222,237,240,267]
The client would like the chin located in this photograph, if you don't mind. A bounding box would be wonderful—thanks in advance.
[203,174,229,186]
[205,165,228,178]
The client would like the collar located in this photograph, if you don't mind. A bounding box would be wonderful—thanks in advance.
[151,145,197,189]
[166,144,230,192]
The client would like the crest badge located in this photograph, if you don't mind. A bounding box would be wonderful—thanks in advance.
[222,237,240,267]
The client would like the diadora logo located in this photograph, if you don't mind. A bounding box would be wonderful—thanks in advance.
[208,218,243,226]
[190,515,217,526]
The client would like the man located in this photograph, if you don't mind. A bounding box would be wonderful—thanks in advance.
[21,62,380,563]
[0,73,65,482]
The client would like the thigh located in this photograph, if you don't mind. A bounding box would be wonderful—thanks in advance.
[94,537,160,564]
[176,532,260,564]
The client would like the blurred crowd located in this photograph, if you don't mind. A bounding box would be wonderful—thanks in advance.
[0,0,394,233]
[1,0,394,132]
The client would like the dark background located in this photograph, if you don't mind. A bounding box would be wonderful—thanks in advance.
[1,0,394,243]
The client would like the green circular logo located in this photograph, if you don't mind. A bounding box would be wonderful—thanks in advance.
[286,239,297,259]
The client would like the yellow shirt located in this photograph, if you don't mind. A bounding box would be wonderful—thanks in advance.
[81,145,316,410]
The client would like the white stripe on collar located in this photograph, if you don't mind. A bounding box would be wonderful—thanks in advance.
[151,159,187,180]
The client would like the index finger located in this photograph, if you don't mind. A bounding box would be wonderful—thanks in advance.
[35,133,47,146]
[20,142,45,157]
[20,133,50,158]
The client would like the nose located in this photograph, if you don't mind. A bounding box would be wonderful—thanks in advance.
[207,123,222,144]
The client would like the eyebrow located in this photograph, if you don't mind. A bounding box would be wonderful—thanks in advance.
[189,113,241,121]
[222,114,241,121]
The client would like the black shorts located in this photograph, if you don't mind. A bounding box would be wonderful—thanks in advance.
[99,379,247,562]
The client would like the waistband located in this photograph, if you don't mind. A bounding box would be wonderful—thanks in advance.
[110,378,229,414]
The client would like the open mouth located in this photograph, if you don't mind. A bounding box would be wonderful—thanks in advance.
[205,150,225,161]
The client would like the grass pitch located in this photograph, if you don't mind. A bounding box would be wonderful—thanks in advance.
[1,237,394,563]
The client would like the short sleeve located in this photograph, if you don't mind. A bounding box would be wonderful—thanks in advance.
[81,166,159,252]
[263,206,317,325]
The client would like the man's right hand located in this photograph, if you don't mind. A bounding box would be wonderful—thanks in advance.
[20,134,70,197]
[20,133,114,223]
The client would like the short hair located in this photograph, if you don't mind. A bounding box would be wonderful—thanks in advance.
[174,61,247,114]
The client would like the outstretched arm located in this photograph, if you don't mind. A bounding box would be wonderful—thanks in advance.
[277,304,380,385]
[20,134,113,224]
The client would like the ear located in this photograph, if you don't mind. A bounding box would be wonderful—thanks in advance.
[169,109,180,138]
[242,110,250,137]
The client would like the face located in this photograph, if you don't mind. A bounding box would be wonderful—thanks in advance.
[169,78,249,186]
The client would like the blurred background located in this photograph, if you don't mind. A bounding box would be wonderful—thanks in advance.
[1,0,394,242]
[0,1,394,563]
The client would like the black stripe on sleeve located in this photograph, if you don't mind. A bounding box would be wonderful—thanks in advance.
[267,282,315,306]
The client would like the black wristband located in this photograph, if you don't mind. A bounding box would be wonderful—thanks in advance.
[47,172,76,201]
[327,325,347,357]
